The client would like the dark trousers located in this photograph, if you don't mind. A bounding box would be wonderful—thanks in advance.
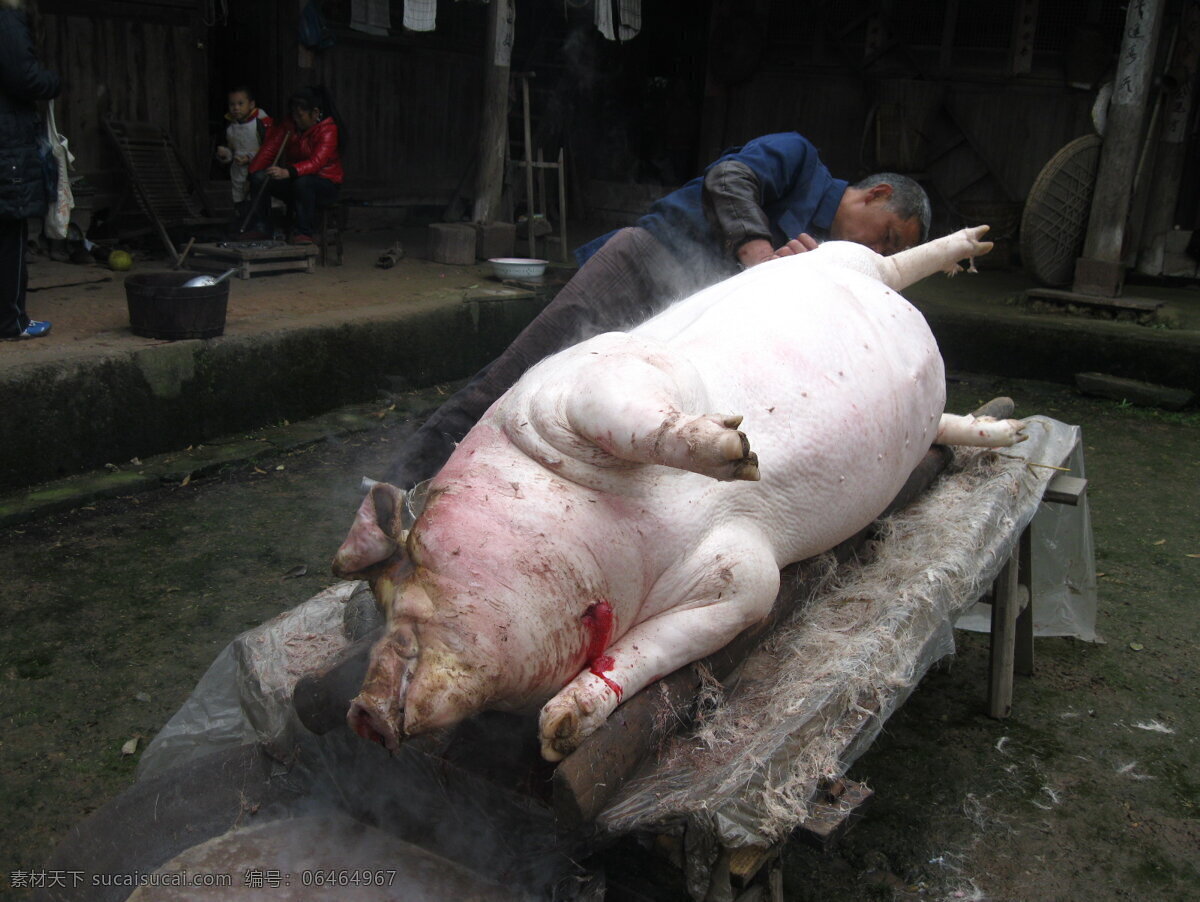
[383,226,721,487]
[0,218,29,337]
[245,172,339,237]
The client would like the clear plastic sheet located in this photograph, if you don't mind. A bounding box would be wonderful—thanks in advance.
[137,581,357,781]
[955,438,1098,640]
[136,418,1096,900]
[597,417,1095,866]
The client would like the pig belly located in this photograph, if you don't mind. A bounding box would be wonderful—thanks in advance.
[638,262,945,563]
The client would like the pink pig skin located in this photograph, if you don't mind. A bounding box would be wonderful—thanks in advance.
[336,226,1020,761]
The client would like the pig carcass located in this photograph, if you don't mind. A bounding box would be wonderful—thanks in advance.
[332,225,1024,762]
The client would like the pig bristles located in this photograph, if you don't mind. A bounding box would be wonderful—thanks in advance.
[599,441,1051,842]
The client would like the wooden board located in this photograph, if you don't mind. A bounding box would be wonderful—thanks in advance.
[188,243,318,279]
[1025,287,1162,313]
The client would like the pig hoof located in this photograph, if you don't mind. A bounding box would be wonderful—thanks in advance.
[734,453,760,481]
[981,416,1028,447]
[718,430,750,461]
[539,682,617,762]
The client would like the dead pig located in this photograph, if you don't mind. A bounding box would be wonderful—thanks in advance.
[333,226,1025,761]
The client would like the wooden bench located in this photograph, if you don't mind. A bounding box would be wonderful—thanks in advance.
[186,241,319,279]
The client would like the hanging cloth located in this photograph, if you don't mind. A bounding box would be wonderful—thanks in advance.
[595,0,614,40]
[351,0,391,35]
[618,0,641,40]
[404,0,436,32]
[595,0,640,42]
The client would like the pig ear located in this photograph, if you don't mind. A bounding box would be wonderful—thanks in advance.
[331,482,408,578]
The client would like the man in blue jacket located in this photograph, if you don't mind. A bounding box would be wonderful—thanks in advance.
[0,0,61,340]
[384,132,930,489]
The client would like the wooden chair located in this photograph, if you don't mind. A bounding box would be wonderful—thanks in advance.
[103,119,226,265]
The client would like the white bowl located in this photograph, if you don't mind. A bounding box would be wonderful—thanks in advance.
[488,257,547,280]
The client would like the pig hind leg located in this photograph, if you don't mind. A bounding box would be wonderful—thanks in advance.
[538,531,779,761]
[554,354,760,481]
[937,412,1027,447]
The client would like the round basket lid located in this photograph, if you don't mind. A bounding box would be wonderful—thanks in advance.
[1020,135,1102,286]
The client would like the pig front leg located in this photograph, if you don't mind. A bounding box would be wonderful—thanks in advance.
[549,352,760,481]
[937,412,1027,447]
[538,531,779,761]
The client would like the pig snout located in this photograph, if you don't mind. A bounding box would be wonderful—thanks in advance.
[347,630,418,753]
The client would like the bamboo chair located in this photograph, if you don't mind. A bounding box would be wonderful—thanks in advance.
[104,118,226,264]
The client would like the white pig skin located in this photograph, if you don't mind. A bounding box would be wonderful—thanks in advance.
[334,225,1023,761]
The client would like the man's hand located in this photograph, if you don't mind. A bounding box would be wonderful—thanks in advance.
[736,238,775,268]
[235,152,253,165]
[772,233,819,258]
[266,166,290,180]
[738,233,819,268]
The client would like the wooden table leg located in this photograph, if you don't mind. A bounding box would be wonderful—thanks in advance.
[1014,525,1034,677]
[988,534,1022,718]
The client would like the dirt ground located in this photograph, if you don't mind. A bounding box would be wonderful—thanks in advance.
[3,224,576,374]
[0,369,1197,900]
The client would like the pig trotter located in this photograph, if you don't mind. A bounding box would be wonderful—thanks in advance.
[669,413,760,481]
[539,675,620,762]
[936,412,1028,447]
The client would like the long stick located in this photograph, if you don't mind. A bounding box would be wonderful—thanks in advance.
[238,132,290,234]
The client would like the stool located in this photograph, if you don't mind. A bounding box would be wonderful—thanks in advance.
[317,204,345,266]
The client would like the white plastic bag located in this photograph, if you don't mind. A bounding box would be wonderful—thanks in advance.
[43,100,75,240]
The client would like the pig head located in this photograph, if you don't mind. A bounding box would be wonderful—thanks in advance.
[332,226,1025,761]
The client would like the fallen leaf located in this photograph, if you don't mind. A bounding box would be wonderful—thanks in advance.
[121,738,139,756]
[1187,554,1200,559]
[282,565,308,579]
[1152,539,1166,546]
[129,457,142,465]
[275,465,285,471]
[180,474,191,487]
[1129,642,1144,651]
[134,692,151,703]
[253,466,267,475]
[104,462,119,472]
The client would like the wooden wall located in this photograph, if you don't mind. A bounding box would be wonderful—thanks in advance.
[311,35,483,201]
[248,0,486,204]
[38,0,211,193]
[693,0,1133,237]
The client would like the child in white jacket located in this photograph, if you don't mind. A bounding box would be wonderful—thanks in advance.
[215,86,271,216]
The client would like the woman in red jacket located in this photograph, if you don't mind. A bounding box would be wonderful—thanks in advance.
[241,85,344,244]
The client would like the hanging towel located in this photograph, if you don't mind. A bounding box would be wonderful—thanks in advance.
[351,0,391,36]
[404,0,436,32]
[618,0,641,40]
[595,0,640,42]
[595,0,615,41]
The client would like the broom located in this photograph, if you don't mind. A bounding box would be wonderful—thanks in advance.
[237,132,291,234]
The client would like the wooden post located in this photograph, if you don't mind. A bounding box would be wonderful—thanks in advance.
[557,147,568,262]
[521,74,536,258]
[1013,524,1035,678]
[1137,3,1200,275]
[988,537,1022,719]
[472,0,515,224]
[1074,0,1165,296]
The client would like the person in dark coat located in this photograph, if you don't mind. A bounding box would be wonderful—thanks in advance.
[0,0,61,340]
[382,131,931,490]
